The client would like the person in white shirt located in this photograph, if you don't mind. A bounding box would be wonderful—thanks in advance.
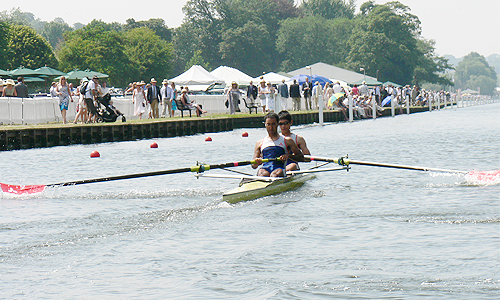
[311,81,323,109]
[85,75,99,122]
[50,82,58,97]
[160,79,174,117]
[332,81,342,94]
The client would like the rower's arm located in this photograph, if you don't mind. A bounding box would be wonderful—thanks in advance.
[297,136,311,162]
[251,140,263,169]
[285,138,304,162]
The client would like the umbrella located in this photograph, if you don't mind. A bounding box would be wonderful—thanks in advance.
[381,95,392,106]
[310,75,332,86]
[34,66,66,76]
[0,69,9,76]
[328,93,345,107]
[23,77,45,83]
[57,69,109,80]
[288,74,310,86]
[8,67,41,77]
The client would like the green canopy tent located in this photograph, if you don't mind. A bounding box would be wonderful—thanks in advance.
[23,77,45,83]
[8,67,42,77]
[350,78,383,87]
[383,81,402,87]
[34,66,67,92]
[0,69,9,76]
[34,66,66,76]
[56,69,109,81]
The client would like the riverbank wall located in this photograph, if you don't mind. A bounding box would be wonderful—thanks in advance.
[0,106,438,151]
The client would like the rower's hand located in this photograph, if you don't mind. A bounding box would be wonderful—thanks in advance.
[251,158,262,169]
[279,154,289,162]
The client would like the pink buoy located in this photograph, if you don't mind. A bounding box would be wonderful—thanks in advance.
[242,132,249,137]
[150,142,158,148]
[205,137,212,142]
[90,151,100,158]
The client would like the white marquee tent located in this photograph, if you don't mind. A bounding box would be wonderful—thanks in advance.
[253,72,290,85]
[169,65,224,91]
[210,66,253,87]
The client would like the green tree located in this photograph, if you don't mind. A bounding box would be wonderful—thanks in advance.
[347,2,429,85]
[7,23,58,69]
[0,8,45,32]
[185,50,210,71]
[300,0,356,19]
[219,21,273,76]
[412,39,453,86]
[0,22,10,69]
[276,16,354,72]
[124,18,172,41]
[455,52,497,95]
[58,22,132,86]
[178,0,299,75]
[123,27,174,81]
[41,19,73,50]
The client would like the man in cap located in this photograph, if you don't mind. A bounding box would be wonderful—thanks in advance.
[160,79,174,117]
[147,78,162,118]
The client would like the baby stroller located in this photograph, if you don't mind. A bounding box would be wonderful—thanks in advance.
[95,94,126,122]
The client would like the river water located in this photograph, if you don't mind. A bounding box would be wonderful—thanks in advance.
[1,103,499,299]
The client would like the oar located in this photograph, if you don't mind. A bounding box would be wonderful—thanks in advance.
[0,158,276,195]
[305,155,468,174]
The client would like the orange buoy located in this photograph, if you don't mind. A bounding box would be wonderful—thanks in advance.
[242,132,249,137]
[150,142,158,148]
[205,137,212,142]
[90,150,100,158]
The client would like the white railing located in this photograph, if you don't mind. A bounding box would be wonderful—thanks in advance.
[0,93,496,125]
[0,94,293,125]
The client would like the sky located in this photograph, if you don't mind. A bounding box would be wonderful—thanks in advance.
[4,0,499,58]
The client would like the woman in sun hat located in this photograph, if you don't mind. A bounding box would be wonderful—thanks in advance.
[133,81,146,118]
[2,79,17,97]
[226,81,241,114]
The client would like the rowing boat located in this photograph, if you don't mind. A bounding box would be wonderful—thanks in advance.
[197,165,349,203]
[223,173,315,204]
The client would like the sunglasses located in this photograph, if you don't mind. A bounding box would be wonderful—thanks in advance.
[278,121,289,126]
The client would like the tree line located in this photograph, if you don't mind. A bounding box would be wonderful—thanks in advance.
[0,1,497,94]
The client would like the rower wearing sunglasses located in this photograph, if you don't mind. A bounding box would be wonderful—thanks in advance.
[278,110,311,171]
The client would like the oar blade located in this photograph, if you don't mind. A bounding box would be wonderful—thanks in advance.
[1,183,46,195]
[466,170,500,185]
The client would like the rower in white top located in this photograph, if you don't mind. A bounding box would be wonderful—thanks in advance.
[252,112,304,177]
[278,110,311,172]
